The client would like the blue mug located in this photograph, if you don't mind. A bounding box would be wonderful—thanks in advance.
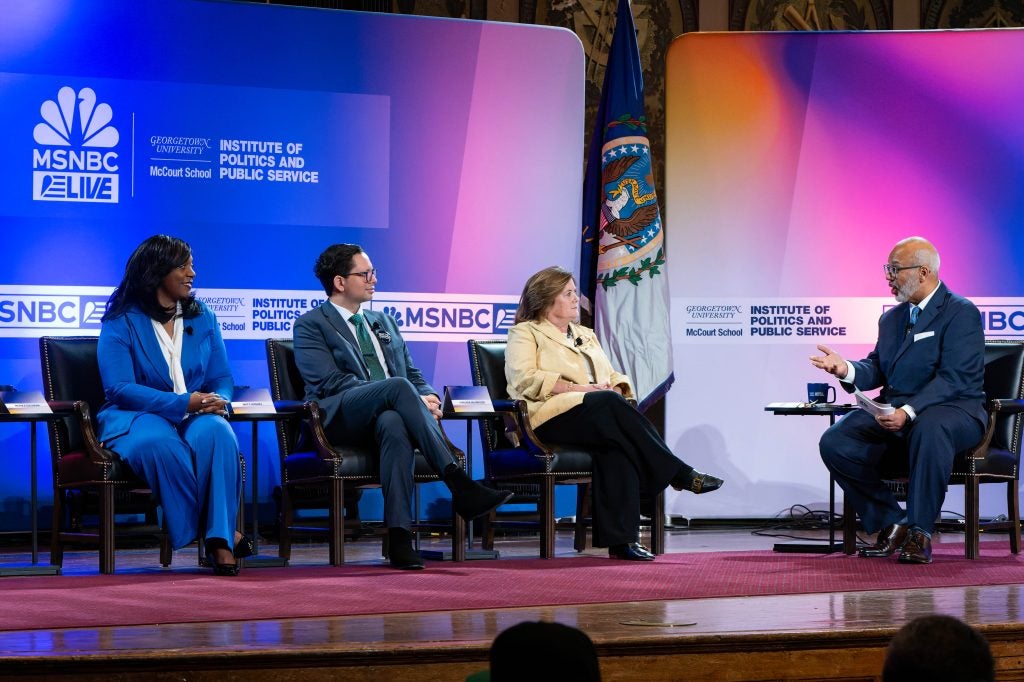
[807,382,836,404]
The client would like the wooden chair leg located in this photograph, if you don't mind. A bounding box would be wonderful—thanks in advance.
[279,484,294,561]
[573,482,590,553]
[159,509,172,567]
[539,477,555,559]
[965,477,980,560]
[328,478,345,566]
[452,507,467,563]
[480,509,497,550]
[651,491,665,555]
[99,484,115,575]
[50,488,64,568]
[1009,479,1021,554]
[842,497,857,555]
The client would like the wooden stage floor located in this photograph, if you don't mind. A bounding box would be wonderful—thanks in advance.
[2,527,1023,681]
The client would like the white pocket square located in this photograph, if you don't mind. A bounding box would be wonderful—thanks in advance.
[913,330,935,342]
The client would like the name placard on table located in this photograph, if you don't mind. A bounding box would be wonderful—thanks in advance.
[0,390,52,415]
[443,385,494,415]
[230,387,276,415]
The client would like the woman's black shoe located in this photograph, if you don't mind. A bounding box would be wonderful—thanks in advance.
[233,535,255,559]
[608,543,656,561]
[206,538,243,575]
[671,469,724,494]
[212,562,241,576]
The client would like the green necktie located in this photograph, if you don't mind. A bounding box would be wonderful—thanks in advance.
[350,313,386,381]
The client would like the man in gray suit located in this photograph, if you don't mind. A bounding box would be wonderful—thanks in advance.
[293,244,512,569]
[811,236,986,564]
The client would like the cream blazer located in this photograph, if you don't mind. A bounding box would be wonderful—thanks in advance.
[505,320,634,429]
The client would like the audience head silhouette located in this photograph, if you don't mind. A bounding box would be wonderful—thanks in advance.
[883,615,993,682]
[483,620,600,682]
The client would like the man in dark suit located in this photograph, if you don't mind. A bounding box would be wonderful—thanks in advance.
[811,237,986,564]
[293,244,513,569]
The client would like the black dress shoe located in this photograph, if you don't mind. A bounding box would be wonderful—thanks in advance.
[608,543,656,561]
[671,469,724,494]
[387,528,425,570]
[859,523,908,558]
[445,466,515,521]
[233,535,255,559]
[898,529,932,564]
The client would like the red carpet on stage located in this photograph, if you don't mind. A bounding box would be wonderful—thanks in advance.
[1,543,1020,631]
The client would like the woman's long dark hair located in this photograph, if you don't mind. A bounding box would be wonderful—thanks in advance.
[103,235,200,323]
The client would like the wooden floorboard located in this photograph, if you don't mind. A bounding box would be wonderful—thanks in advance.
[1,527,1023,680]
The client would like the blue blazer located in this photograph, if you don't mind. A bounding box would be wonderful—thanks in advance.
[845,282,986,426]
[292,302,436,427]
[96,302,234,443]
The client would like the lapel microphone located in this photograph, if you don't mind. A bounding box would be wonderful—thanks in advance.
[567,324,583,347]
[185,326,193,336]
[371,320,392,345]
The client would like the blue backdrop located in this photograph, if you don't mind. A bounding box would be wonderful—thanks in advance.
[0,0,585,531]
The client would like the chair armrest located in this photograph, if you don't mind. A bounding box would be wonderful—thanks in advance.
[47,400,78,414]
[273,400,308,414]
[270,398,339,461]
[967,399,1024,459]
[990,399,1024,414]
[51,400,114,464]
[490,399,519,413]
[504,399,557,458]
[300,400,344,462]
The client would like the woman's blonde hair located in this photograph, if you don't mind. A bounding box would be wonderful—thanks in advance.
[514,266,574,324]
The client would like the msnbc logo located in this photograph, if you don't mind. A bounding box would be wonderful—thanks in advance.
[377,302,518,336]
[32,86,120,203]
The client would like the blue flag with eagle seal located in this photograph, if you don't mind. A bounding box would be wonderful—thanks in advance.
[580,0,673,411]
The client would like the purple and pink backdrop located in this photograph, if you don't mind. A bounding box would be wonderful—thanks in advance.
[665,30,1024,521]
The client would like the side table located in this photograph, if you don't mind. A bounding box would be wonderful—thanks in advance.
[229,409,296,568]
[0,408,64,576]
[764,402,858,554]
[429,411,502,561]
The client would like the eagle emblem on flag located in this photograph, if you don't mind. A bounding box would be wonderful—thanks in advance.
[596,133,665,290]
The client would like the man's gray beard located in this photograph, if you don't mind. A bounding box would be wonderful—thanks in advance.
[894,278,918,303]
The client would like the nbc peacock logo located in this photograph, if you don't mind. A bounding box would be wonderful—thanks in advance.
[31,86,120,203]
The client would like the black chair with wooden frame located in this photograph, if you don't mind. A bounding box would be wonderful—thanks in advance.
[841,340,1024,559]
[467,338,665,559]
[265,338,466,565]
[39,336,171,574]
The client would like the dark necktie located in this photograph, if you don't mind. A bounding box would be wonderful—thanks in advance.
[905,305,920,337]
[350,313,386,381]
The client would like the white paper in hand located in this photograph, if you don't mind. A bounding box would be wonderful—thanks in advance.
[853,388,895,416]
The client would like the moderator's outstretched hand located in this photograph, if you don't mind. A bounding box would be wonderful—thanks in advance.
[809,344,849,380]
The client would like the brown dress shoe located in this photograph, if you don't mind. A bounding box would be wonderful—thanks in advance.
[898,530,933,564]
[858,523,908,558]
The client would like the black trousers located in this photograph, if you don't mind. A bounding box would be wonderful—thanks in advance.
[535,391,688,547]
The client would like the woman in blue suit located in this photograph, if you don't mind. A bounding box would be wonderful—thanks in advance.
[97,235,250,575]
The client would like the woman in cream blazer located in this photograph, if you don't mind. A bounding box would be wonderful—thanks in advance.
[505,267,723,561]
